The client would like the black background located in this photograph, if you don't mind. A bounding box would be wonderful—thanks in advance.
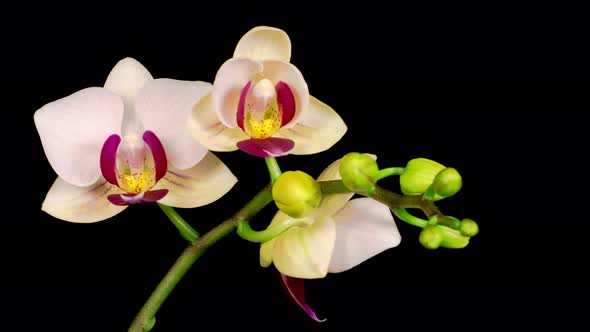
[4,4,589,331]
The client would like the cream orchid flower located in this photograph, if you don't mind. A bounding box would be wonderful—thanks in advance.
[260,156,401,320]
[188,26,347,157]
[34,58,237,223]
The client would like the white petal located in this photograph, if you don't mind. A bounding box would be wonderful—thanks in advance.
[276,96,347,154]
[154,152,237,208]
[34,87,124,187]
[261,60,309,127]
[42,177,126,223]
[187,92,249,151]
[328,198,401,273]
[135,79,212,170]
[104,57,153,99]
[233,26,292,62]
[212,58,263,128]
[272,216,336,279]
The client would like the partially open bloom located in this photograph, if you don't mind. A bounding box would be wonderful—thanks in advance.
[260,156,401,320]
[188,26,347,157]
[34,58,237,223]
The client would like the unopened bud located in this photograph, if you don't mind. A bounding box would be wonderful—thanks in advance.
[339,152,379,194]
[272,171,322,218]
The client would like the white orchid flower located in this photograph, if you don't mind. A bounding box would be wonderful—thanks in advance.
[188,26,347,157]
[260,156,401,320]
[34,58,237,223]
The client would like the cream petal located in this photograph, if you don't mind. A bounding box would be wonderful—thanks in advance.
[259,211,291,267]
[103,57,153,99]
[272,216,336,279]
[41,177,126,223]
[153,152,237,208]
[34,87,124,187]
[188,92,249,151]
[261,60,309,127]
[135,79,212,170]
[328,198,401,273]
[276,96,347,154]
[233,26,292,62]
[212,58,263,128]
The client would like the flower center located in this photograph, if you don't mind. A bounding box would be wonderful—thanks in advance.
[243,79,282,139]
[116,133,157,194]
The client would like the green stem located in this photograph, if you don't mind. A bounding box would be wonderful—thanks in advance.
[265,157,282,183]
[391,208,428,228]
[368,185,442,218]
[376,167,405,180]
[128,184,273,332]
[158,204,199,242]
[237,217,312,243]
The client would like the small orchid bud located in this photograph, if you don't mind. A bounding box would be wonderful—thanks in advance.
[419,225,444,249]
[438,226,470,249]
[400,158,446,196]
[460,218,479,237]
[339,152,379,194]
[430,167,462,199]
[272,171,322,218]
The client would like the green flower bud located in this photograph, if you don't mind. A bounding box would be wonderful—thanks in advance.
[431,167,462,199]
[438,226,470,249]
[460,218,479,237]
[272,171,322,219]
[338,152,379,194]
[419,225,444,249]
[400,158,446,196]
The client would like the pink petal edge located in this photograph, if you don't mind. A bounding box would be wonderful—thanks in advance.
[236,137,294,158]
[279,273,326,322]
[100,134,121,186]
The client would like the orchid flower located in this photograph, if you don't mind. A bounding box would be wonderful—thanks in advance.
[259,157,401,320]
[34,58,237,223]
[188,26,347,158]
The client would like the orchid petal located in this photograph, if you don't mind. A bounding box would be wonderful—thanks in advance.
[34,87,124,187]
[276,96,347,154]
[103,57,153,99]
[316,154,377,217]
[233,26,292,62]
[142,130,167,182]
[279,273,326,322]
[236,137,295,158]
[188,92,249,151]
[272,216,336,279]
[260,211,291,267]
[276,81,296,126]
[328,198,401,273]
[212,58,263,128]
[135,79,211,169]
[41,177,126,223]
[153,152,237,208]
[261,60,309,127]
[100,134,121,186]
[107,189,169,206]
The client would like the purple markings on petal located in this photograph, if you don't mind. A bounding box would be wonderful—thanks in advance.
[141,189,169,202]
[142,130,167,182]
[236,81,252,131]
[279,273,326,322]
[107,189,168,206]
[276,81,296,127]
[100,134,121,186]
[236,137,294,158]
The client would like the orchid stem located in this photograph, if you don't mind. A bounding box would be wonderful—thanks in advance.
[391,208,428,228]
[376,167,405,181]
[237,218,310,243]
[158,204,199,242]
[129,184,273,332]
[265,157,282,183]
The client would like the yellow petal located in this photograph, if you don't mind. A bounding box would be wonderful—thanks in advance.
[188,92,248,151]
[276,96,347,154]
[42,177,126,223]
[154,152,237,208]
[233,26,291,62]
[272,216,336,279]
